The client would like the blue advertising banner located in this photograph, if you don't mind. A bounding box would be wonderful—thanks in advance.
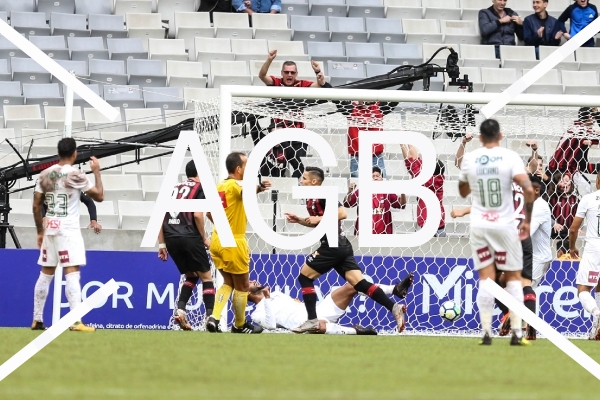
[0,249,589,335]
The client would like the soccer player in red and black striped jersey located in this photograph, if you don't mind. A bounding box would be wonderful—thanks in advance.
[284,166,407,334]
[547,171,580,258]
[157,161,214,331]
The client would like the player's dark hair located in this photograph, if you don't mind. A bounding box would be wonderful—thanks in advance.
[578,107,594,123]
[529,173,543,187]
[479,119,501,142]
[57,137,77,158]
[225,152,246,174]
[434,159,445,176]
[185,160,198,178]
[372,166,382,175]
[305,166,324,183]
[282,61,297,70]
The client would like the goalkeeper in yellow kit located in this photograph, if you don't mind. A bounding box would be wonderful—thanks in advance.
[206,152,271,333]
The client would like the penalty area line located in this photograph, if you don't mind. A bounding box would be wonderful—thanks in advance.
[0,279,118,382]
[481,278,600,380]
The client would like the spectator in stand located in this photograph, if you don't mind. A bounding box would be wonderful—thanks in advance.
[479,0,524,59]
[258,51,326,178]
[525,141,551,192]
[546,107,600,195]
[524,0,569,59]
[547,171,580,258]
[558,0,599,47]
[343,166,407,235]
[401,144,446,237]
[233,0,280,14]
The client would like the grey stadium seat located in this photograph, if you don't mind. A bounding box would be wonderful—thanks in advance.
[11,12,51,38]
[89,59,128,91]
[28,36,70,60]
[290,16,330,46]
[0,36,26,60]
[75,0,113,15]
[104,85,145,110]
[11,58,52,84]
[54,60,89,85]
[328,17,368,43]
[307,41,347,62]
[107,38,148,61]
[0,59,11,81]
[89,14,128,44]
[310,0,347,18]
[281,1,310,17]
[127,59,167,87]
[0,0,35,15]
[68,37,110,61]
[0,11,7,23]
[366,63,395,78]
[38,0,76,20]
[383,43,422,66]
[23,83,64,108]
[51,12,90,37]
[345,42,384,64]
[69,84,102,108]
[327,61,366,86]
[366,18,405,45]
[0,82,25,111]
[143,87,184,110]
[347,0,385,19]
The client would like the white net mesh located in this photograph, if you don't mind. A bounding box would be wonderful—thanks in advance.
[171,91,600,337]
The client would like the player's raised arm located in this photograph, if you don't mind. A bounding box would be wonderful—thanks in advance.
[84,156,104,202]
[455,133,473,169]
[32,191,45,249]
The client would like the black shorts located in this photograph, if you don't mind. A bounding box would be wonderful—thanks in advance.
[305,237,361,277]
[165,236,211,275]
[521,236,533,280]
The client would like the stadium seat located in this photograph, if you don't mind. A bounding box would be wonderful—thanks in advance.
[267,40,307,57]
[148,38,188,62]
[365,63,393,77]
[345,42,385,64]
[539,46,578,71]
[423,42,459,64]
[382,43,422,65]
[307,41,347,62]
[173,12,214,50]
[183,88,219,109]
[252,13,292,41]
[290,15,330,45]
[39,0,76,20]
[54,60,90,83]
[68,84,102,109]
[89,59,128,93]
[11,12,51,38]
[0,128,17,154]
[386,7,423,20]
[118,200,156,229]
[523,69,563,95]
[576,47,600,72]
[459,0,489,7]
[44,106,85,130]
[28,36,70,60]
[104,85,145,110]
[310,0,347,18]
[141,175,165,201]
[84,106,127,132]
[0,0,35,15]
[127,59,167,87]
[50,12,90,38]
[121,154,163,174]
[481,68,517,92]
[459,44,499,68]
[499,45,538,73]
[346,0,385,18]
[0,36,26,61]
[0,11,6,23]
[281,1,310,17]
[440,20,480,45]
[561,71,600,95]
[125,107,165,133]
[167,60,206,89]
[68,37,109,61]
[365,18,405,45]
[114,0,153,17]
[156,0,196,23]
[21,129,61,156]
[213,12,253,40]
[230,38,268,62]
[195,37,234,76]
[126,13,166,51]
[8,199,35,227]
[79,200,119,230]
[402,19,443,44]
[423,0,461,20]
[74,0,112,16]
[143,87,184,110]
[327,61,366,86]
[164,109,194,126]
[107,38,148,61]
[23,83,64,108]
[11,58,52,84]
[3,105,45,139]
[0,82,25,112]
[328,16,368,43]
[89,14,129,44]
[210,60,252,88]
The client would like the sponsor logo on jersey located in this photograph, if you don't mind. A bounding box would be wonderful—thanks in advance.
[58,250,70,263]
[482,212,499,222]
[47,219,61,229]
[306,251,319,263]
[42,249,47,262]
[589,271,599,284]
[477,247,492,262]
[495,251,507,265]
[476,155,503,165]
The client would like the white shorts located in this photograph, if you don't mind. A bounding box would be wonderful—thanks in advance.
[38,234,86,268]
[470,227,522,271]
[532,260,551,287]
[576,250,600,287]
[316,293,346,323]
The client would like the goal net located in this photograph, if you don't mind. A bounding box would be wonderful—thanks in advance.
[170,86,600,337]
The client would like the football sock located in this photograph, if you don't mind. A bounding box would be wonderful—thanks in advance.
[377,284,394,295]
[299,274,318,320]
[477,282,494,336]
[523,286,536,315]
[325,322,356,335]
[505,280,524,338]
[495,298,509,316]
[178,277,199,310]
[65,271,82,311]
[232,290,248,328]
[579,291,600,317]
[355,280,395,311]
[202,281,215,316]
[33,272,54,322]
[211,284,233,320]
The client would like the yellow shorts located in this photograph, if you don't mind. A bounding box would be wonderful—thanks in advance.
[210,234,250,275]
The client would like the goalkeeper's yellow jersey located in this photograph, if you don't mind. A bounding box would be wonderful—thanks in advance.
[213,178,247,237]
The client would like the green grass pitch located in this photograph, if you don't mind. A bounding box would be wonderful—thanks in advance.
[2,329,600,399]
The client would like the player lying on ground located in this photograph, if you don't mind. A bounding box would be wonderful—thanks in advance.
[285,166,407,334]
[569,173,600,340]
[247,273,414,334]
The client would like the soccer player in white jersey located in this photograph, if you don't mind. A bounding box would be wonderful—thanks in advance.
[569,174,600,340]
[247,274,413,334]
[458,119,535,346]
[31,138,104,332]
[529,175,553,289]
